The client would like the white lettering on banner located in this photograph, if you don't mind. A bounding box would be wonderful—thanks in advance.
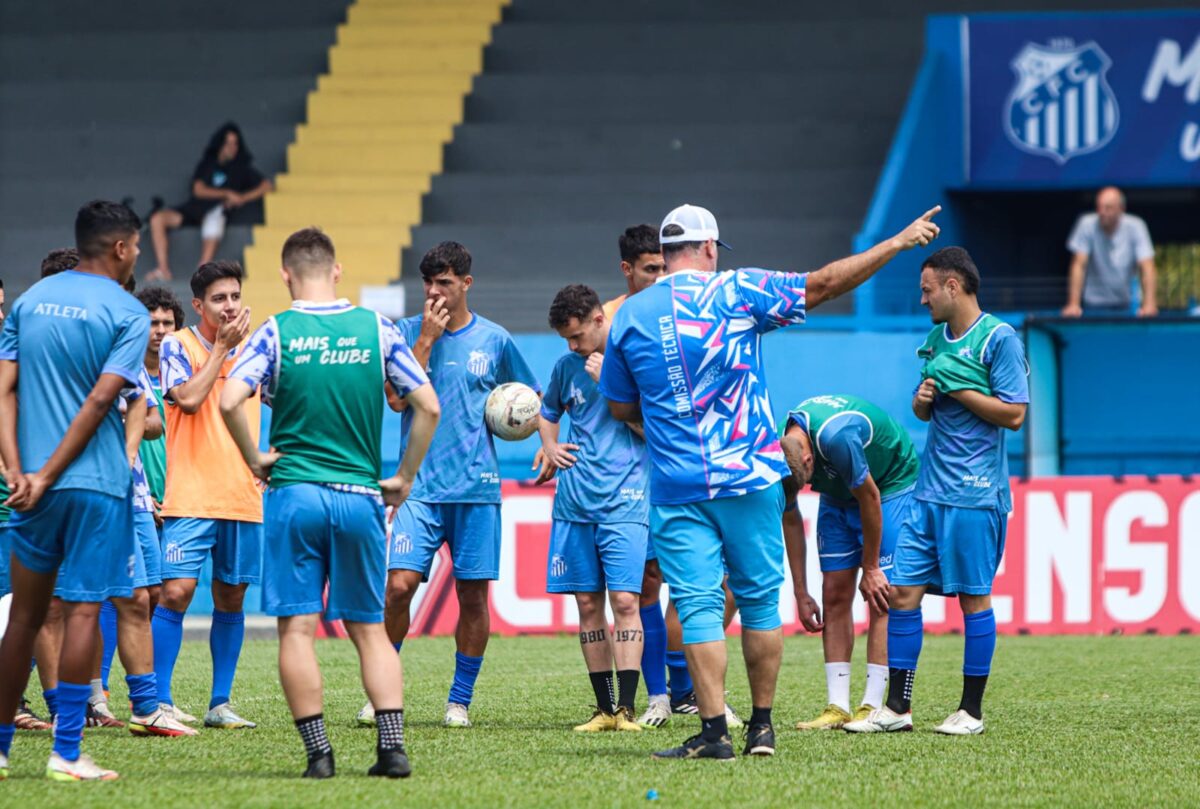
[1178,492,1200,621]
[1142,37,1200,103]
[1103,491,1169,624]
[496,496,553,628]
[1026,492,1092,623]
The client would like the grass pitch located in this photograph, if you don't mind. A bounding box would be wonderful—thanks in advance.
[1,633,1195,807]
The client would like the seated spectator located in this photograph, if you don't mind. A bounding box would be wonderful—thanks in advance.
[1061,186,1157,318]
[146,122,272,281]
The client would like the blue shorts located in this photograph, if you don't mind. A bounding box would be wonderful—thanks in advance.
[816,488,914,578]
[0,525,10,597]
[161,517,262,585]
[651,484,786,645]
[547,520,648,594]
[263,484,386,623]
[388,500,501,581]
[890,500,1007,596]
[10,489,135,602]
[132,511,162,589]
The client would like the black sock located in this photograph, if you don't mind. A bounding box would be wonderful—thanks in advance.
[295,713,333,759]
[958,675,988,720]
[375,708,406,752]
[616,669,640,711]
[886,668,916,714]
[589,671,615,714]
[749,706,772,727]
[700,713,728,743]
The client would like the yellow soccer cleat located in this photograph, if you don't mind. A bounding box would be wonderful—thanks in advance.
[795,704,852,730]
[613,707,643,732]
[574,709,617,732]
[853,704,877,722]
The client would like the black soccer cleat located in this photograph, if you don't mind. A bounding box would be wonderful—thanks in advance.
[368,748,412,779]
[303,751,335,779]
[743,723,776,756]
[651,733,735,761]
[669,692,700,715]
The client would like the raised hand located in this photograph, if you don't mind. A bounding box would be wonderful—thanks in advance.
[893,205,942,251]
[420,297,451,343]
[584,352,604,383]
[216,307,252,352]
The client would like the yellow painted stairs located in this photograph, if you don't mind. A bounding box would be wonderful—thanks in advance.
[241,0,509,317]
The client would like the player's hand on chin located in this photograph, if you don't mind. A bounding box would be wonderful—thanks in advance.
[584,353,603,383]
[380,474,413,508]
[249,450,281,484]
[217,308,251,351]
[421,297,451,342]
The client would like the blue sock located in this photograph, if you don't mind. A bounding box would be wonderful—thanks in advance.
[887,608,924,670]
[42,687,58,720]
[152,605,185,705]
[640,604,668,697]
[962,609,996,676]
[126,672,159,717]
[99,600,119,692]
[52,682,91,762]
[666,650,693,700]
[393,641,403,654]
[447,652,483,707]
[0,723,14,756]
[209,610,245,710]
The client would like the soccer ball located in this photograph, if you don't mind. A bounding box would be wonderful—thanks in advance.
[484,382,541,441]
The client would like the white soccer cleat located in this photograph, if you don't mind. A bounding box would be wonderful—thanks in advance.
[357,701,376,727]
[443,702,471,728]
[843,705,913,733]
[46,751,119,782]
[934,709,985,736]
[203,702,257,729]
[129,706,199,737]
[724,700,744,729]
[160,703,199,725]
[637,697,672,728]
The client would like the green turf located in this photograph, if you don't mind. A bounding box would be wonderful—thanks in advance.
[2,633,1195,807]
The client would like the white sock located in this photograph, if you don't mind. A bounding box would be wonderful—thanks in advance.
[825,662,852,713]
[89,678,106,707]
[649,693,669,706]
[863,663,889,709]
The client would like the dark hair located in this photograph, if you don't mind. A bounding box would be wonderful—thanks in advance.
[282,227,336,275]
[75,200,141,260]
[190,259,245,299]
[619,224,660,264]
[137,285,185,329]
[41,247,80,277]
[660,223,702,259]
[419,241,472,279]
[202,121,252,165]
[922,246,980,295]
[548,284,601,329]
[123,275,136,293]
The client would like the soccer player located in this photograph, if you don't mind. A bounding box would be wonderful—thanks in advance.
[780,395,919,729]
[375,241,540,729]
[221,227,438,778]
[136,286,185,523]
[152,260,259,729]
[844,247,1028,736]
[538,284,649,733]
[600,203,940,760]
[0,200,149,780]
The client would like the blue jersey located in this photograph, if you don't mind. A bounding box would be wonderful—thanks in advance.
[128,367,158,514]
[600,268,807,506]
[0,271,149,497]
[541,352,649,524]
[398,313,540,504]
[916,319,1029,512]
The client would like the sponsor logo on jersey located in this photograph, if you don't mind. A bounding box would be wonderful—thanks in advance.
[1005,39,1118,164]
[467,350,490,376]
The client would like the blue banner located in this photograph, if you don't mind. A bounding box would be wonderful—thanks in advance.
[967,12,1200,187]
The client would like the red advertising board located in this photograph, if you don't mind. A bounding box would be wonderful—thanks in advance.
[400,476,1200,637]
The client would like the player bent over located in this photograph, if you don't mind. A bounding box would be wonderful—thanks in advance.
[537,285,649,733]
[845,247,1027,735]
[221,228,439,778]
[375,242,540,729]
[0,201,149,781]
[780,395,918,729]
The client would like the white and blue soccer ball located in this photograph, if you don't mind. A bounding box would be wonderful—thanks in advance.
[485,382,541,441]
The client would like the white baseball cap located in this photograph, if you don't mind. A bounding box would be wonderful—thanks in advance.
[659,204,732,250]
